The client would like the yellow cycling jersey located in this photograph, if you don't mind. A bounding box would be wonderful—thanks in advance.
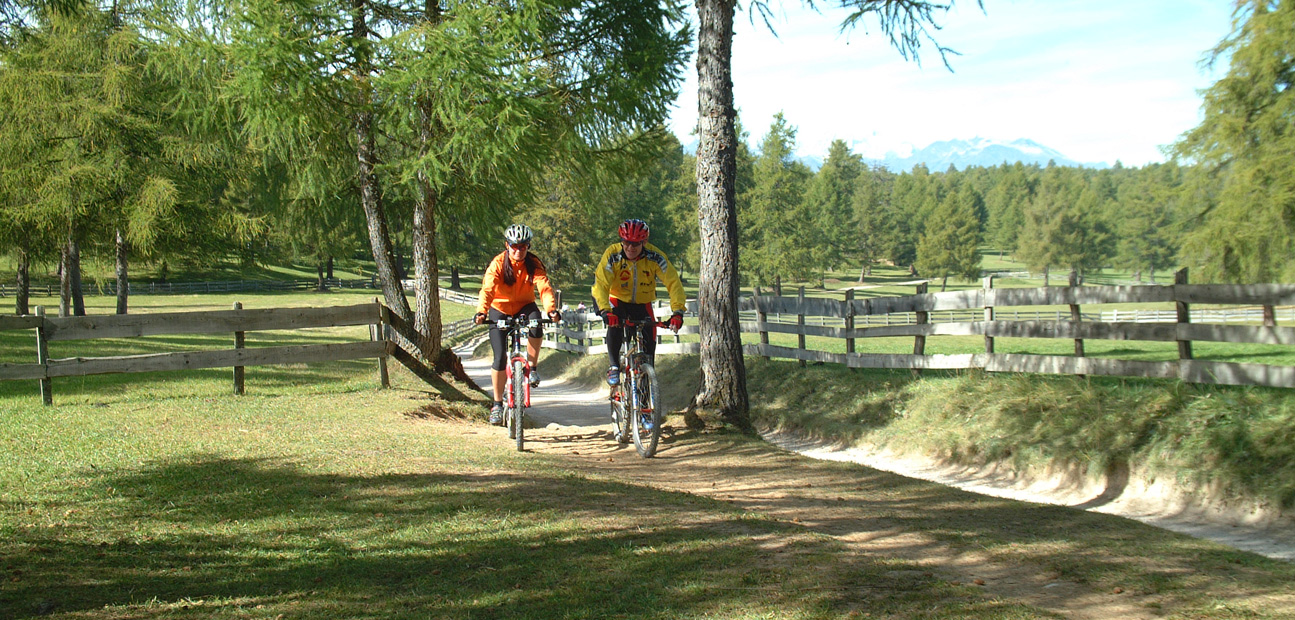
[591,241,686,314]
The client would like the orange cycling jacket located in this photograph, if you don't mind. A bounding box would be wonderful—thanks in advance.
[476,252,557,317]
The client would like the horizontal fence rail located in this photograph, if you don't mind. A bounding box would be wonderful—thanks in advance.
[0,278,481,299]
[542,278,1295,390]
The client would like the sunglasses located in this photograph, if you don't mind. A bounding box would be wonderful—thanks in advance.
[623,241,644,248]
[508,242,530,250]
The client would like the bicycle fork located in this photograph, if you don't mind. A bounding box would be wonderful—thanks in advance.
[506,359,533,408]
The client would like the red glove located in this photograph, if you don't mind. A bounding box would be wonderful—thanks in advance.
[602,310,619,328]
[473,312,487,325]
[667,312,684,331]
[547,310,561,324]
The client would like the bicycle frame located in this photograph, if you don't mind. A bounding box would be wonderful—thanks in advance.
[616,319,658,399]
[609,317,668,457]
[494,314,553,451]
[496,315,542,409]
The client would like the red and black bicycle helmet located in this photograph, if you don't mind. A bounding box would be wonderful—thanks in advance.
[618,219,649,243]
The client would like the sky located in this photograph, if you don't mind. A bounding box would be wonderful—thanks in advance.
[667,0,1238,167]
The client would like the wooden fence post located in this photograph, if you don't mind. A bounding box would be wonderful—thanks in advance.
[844,288,855,370]
[1263,304,1276,328]
[797,287,807,367]
[375,299,391,389]
[755,286,769,360]
[36,306,51,405]
[233,301,245,395]
[1174,268,1193,361]
[1069,270,1085,359]
[913,282,928,377]
[983,276,995,354]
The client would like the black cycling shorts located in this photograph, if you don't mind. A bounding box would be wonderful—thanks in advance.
[487,303,542,371]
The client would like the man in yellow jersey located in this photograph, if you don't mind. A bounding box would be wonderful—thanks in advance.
[591,219,686,386]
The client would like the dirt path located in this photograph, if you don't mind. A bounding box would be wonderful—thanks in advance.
[461,350,1292,619]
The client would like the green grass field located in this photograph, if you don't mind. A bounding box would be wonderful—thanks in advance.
[2,264,1294,618]
[5,336,1295,618]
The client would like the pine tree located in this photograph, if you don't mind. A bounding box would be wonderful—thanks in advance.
[743,112,813,288]
[850,164,896,281]
[1171,1,1295,282]
[915,183,981,290]
[223,0,689,362]
[803,139,863,281]
[0,2,215,315]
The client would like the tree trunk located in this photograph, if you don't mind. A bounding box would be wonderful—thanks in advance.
[409,0,446,362]
[317,261,326,291]
[59,243,71,317]
[69,238,85,316]
[15,248,29,316]
[687,0,749,429]
[1044,265,1050,287]
[450,266,461,290]
[773,275,782,297]
[351,0,411,326]
[326,256,334,280]
[115,228,129,314]
[412,180,442,359]
[857,264,866,283]
[940,275,948,292]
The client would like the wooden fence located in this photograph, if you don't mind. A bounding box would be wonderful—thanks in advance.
[0,302,401,405]
[543,276,1295,390]
[0,297,483,405]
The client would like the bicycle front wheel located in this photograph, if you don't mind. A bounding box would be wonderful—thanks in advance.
[511,359,526,451]
[610,383,629,446]
[631,363,663,458]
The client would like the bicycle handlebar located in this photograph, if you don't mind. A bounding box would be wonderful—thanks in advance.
[617,318,670,329]
[492,316,558,330]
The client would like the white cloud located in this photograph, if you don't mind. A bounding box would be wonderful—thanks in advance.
[669,0,1234,166]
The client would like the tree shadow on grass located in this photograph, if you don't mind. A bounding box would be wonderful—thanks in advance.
[0,456,1030,619]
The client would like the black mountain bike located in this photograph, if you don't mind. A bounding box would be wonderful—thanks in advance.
[495,315,554,452]
[608,318,667,457]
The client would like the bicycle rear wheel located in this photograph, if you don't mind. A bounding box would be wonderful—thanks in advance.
[511,359,526,451]
[631,363,662,457]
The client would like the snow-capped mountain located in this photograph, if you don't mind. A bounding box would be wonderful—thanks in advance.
[682,136,1106,172]
[871,137,1103,172]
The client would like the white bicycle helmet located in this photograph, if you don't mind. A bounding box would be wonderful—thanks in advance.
[504,224,533,245]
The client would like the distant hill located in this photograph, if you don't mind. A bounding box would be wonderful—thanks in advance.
[682,136,1108,172]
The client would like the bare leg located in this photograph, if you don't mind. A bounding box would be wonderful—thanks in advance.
[491,369,505,401]
[527,337,541,368]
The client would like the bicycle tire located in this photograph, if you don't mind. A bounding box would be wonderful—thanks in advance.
[610,384,629,446]
[511,359,526,451]
[631,363,663,457]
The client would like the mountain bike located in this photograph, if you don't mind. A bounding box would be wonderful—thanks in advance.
[496,315,555,452]
[608,318,669,458]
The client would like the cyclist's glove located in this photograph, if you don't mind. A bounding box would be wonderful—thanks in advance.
[473,312,487,325]
[601,309,619,328]
[547,310,561,324]
[667,312,684,332]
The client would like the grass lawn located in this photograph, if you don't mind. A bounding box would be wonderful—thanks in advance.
[2,283,1295,619]
[0,361,1037,620]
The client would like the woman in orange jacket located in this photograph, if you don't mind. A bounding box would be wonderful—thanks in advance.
[473,224,561,426]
